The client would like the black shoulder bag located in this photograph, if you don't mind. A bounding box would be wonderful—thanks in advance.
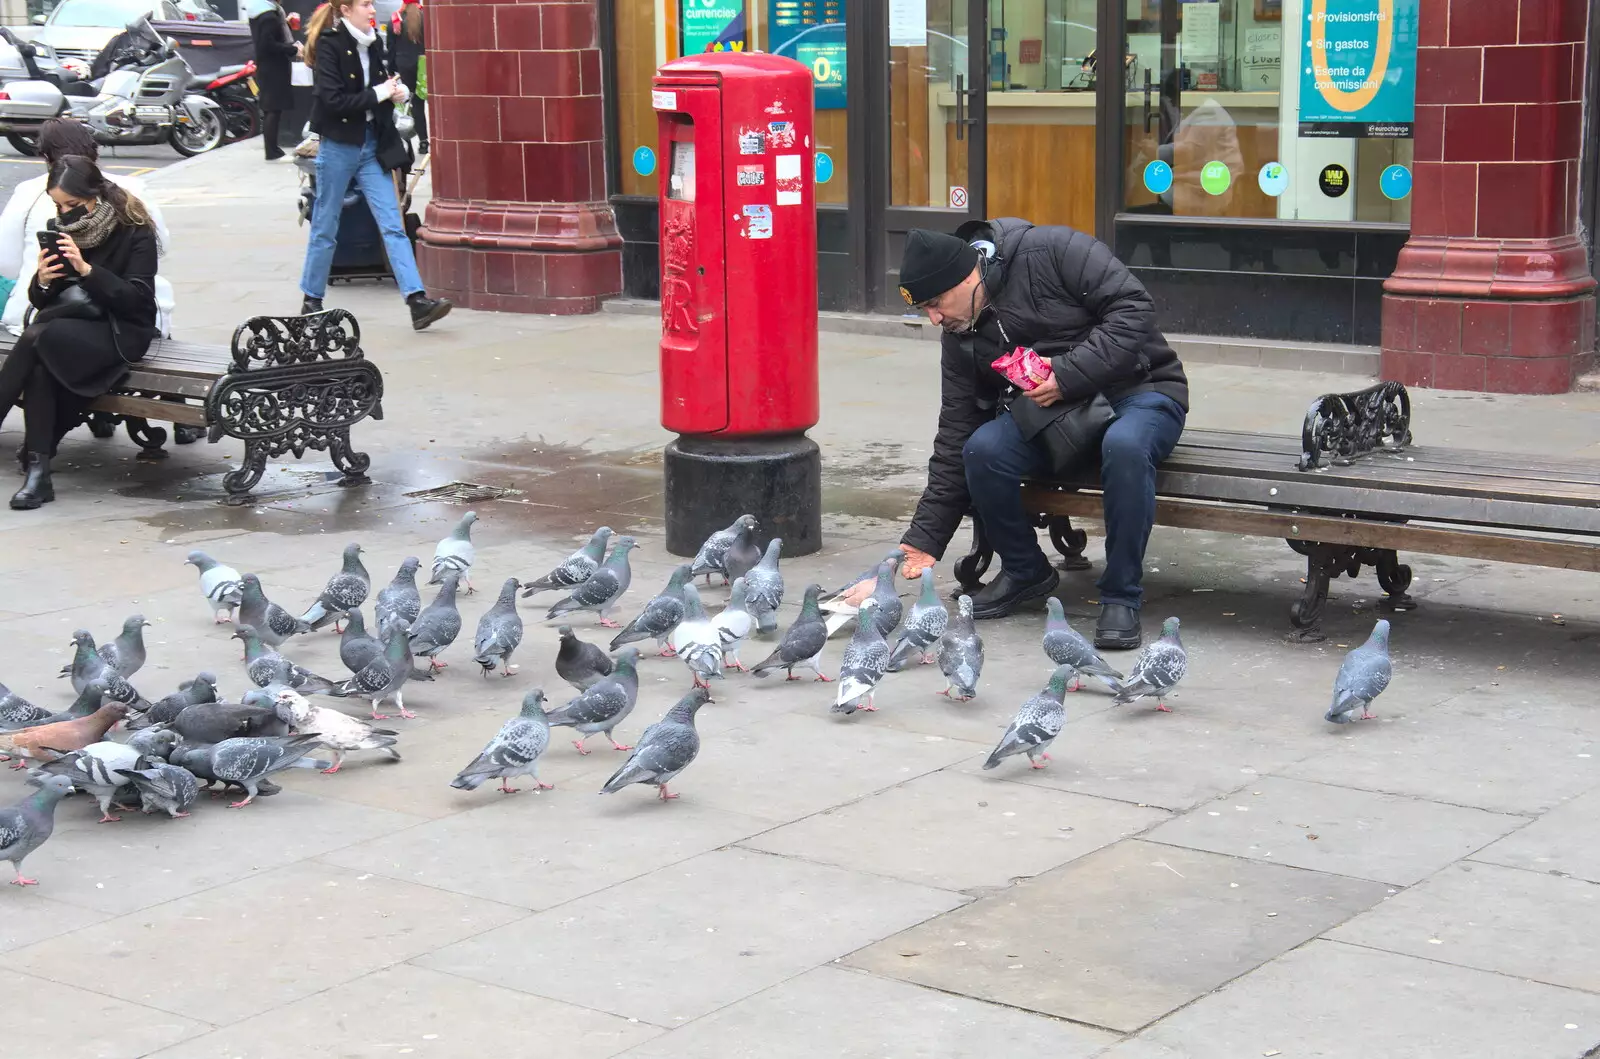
[993,319,1114,475]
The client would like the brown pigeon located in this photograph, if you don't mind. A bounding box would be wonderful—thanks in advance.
[0,701,129,768]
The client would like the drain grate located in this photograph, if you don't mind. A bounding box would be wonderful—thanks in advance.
[404,481,522,504]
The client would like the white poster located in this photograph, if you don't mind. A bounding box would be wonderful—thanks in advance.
[889,0,926,47]
[1179,1,1220,62]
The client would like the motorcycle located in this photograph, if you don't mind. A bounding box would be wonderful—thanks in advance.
[204,59,259,144]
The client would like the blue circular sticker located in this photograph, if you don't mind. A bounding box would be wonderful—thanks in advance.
[1257,161,1290,197]
[815,151,834,184]
[632,145,656,177]
[1143,160,1173,196]
[1380,164,1412,201]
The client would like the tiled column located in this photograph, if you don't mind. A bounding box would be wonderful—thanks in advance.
[1381,0,1595,393]
[417,0,622,314]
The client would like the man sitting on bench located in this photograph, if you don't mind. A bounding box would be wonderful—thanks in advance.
[893,221,1189,648]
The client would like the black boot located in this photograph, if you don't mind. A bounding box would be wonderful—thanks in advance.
[408,291,453,331]
[301,295,324,315]
[1094,603,1142,651]
[10,452,53,510]
[969,567,1060,620]
[14,447,25,477]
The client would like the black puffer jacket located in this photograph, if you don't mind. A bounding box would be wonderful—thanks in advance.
[901,217,1189,559]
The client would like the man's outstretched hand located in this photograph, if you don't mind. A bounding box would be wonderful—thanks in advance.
[839,544,936,606]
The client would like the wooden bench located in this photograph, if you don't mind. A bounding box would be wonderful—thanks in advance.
[0,309,383,504]
[952,382,1600,641]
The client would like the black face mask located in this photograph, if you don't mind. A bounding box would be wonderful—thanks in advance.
[56,204,89,226]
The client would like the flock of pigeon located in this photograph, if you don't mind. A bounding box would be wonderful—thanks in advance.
[0,509,1395,888]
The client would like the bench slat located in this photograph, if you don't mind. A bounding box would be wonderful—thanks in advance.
[89,394,208,426]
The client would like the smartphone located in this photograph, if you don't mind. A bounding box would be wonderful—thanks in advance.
[37,230,62,256]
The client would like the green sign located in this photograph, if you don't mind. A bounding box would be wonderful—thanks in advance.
[1200,161,1232,196]
[1298,0,1418,138]
[681,0,743,55]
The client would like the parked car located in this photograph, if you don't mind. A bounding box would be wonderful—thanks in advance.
[28,0,186,71]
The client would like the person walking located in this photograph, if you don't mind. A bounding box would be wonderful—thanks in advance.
[248,0,300,161]
[0,156,161,510]
[299,0,450,329]
[390,0,426,154]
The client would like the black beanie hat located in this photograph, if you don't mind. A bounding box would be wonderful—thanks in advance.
[898,229,980,305]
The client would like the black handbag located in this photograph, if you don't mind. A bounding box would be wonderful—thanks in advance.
[27,282,106,326]
[1007,389,1116,474]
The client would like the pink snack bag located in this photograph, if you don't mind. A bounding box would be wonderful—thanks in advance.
[991,346,1054,390]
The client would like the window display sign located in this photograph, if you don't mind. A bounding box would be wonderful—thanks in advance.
[1297,0,1417,138]
[769,0,846,110]
[681,0,744,56]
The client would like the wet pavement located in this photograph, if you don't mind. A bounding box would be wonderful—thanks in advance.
[0,143,1596,1057]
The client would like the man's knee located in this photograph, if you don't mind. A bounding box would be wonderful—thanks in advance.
[962,421,1005,470]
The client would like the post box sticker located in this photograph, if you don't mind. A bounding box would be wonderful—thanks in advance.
[743,204,772,240]
[738,128,766,155]
[774,153,803,206]
[651,89,677,111]
[767,121,796,149]
[736,164,765,187]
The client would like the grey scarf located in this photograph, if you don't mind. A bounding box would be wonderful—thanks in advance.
[57,199,118,249]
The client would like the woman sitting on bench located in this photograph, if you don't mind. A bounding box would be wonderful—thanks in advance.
[0,155,159,510]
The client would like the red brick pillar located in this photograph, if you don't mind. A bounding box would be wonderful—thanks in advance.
[1381,0,1595,393]
[417,0,622,314]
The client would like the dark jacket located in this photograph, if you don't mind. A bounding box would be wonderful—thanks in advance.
[250,6,297,112]
[28,220,159,396]
[389,15,423,75]
[901,217,1189,559]
[309,20,396,146]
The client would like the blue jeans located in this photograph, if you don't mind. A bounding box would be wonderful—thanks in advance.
[299,127,423,300]
[964,391,1187,608]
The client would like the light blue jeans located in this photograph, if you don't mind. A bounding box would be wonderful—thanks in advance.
[299,126,423,300]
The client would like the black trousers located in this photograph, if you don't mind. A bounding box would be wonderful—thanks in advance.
[399,69,427,146]
[0,324,93,456]
[263,109,284,158]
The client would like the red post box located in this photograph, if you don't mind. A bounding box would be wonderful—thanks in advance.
[653,53,822,558]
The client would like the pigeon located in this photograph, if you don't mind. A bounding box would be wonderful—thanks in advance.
[820,549,904,635]
[238,574,310,647]
[1112,617,1188,712]
[93,614,151,679]
[823,552,906,637]
[937,595,984,701]
[60,630,118,695]
[546,536,637,628]
[473,578,525,678]
[713,577,755,671]
[37,740,143,822]
[4,680,110,733]
[431,511,479,593]
[600,687,710,801]
[690,514,757,586]
[170,700,291,743]
[743,537,785,635]
[545,647,640,754]
[723,518,764,585]
[1043,598,1124,693]
[375,557,423,630]
[339,618,414,719]
[887,569,948,671]
[1325,619,1392,724]
[124,727,181,762]
[669,583,724,688]
[0,774,74,885]
[146,673,221,725]
[185,550,243,623]
[0,701,129,767]
[409,571,463,673]
[339,608,384,675]
[555,625,613,692]
[449,689,552,794]
[0,682,52,730]
[113,760,199,819]
[983,665,1072,771]
[523,526,612,598]
[751,584,831,681]
[169,735,327,808]
[834,599,890,714]
[234,624,344,696]
[300,543,370,632]
[610,563,693,655]
[274,688,400,771]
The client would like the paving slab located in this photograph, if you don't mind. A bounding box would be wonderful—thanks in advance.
[1328,861,1600,992]
[1143,775,1528,885]
[1097,940,1600,1059]
[415,846,964,1027]
[0,891,110,953]
[1471,787,1600,883]
[611,965,1117,1058]
[741,769,1169,891]
[0,859,527,1025]
[0,968,209,1059]
[846,839,1390,1033]
[146,963,660,1059]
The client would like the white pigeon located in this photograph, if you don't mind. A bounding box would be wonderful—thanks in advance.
[431,511,478,593]
[185,550,244,624]
[35,741,142,823]
[273,688,401,773]
[712,577,755,672]
[669,583,724,688]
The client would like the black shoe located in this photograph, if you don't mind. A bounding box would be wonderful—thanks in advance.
[265,149,286,161]
[301,296,324,315]
[969,568,1060,620]
[1094,603,1142,650]
[408,292,453,331]
[14,447,25,477]
[10,452,53,510]
[417,141,429,156]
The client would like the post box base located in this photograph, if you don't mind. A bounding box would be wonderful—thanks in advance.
[664,434,822,559]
